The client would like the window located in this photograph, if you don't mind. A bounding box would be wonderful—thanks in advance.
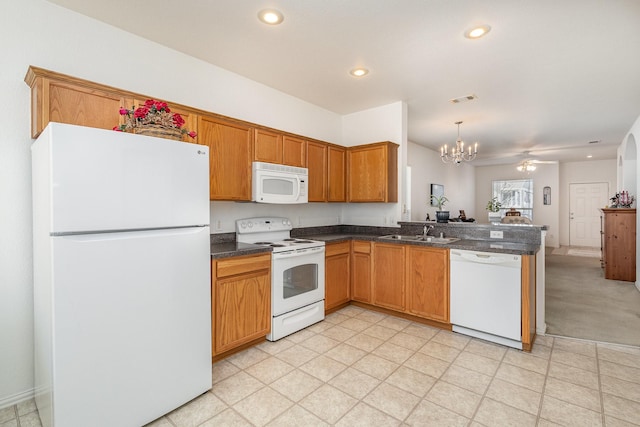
[492,179,533,220]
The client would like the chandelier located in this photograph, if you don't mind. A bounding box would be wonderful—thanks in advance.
[440,121,478,164]
[517,160,537,172]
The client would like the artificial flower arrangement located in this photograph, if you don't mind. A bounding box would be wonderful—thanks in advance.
[609,191,635,208]
[114,99,197,139]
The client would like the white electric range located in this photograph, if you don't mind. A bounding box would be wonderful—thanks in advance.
[236,217,325,340]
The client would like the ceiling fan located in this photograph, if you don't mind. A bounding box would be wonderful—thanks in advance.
[515,151,557,172]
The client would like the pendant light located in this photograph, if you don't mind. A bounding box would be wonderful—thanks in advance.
[440,121,478,165]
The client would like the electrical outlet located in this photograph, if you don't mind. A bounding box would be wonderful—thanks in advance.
[383,216,387,225]
[215,220,222,231]
[336,216,341,224]
[490,230,503,239]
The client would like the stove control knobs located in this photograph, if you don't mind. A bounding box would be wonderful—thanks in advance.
[239,221,247,229]
[248,222,253,228]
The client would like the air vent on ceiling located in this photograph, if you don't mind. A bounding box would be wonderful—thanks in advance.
[588,140,601,144]
[450,94,478,104]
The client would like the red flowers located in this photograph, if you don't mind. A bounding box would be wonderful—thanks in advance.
[114,99,196,139]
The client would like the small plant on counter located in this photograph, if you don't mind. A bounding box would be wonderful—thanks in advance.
[486,197,502,212]
[430,194,448,211]
[114,99,197,138]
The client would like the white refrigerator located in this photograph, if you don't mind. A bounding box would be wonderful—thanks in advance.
[32,123,212,427]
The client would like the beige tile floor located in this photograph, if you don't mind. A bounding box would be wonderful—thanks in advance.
[4,306,640,426]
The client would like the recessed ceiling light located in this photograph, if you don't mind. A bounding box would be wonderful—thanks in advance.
[587,155,593,158]
[258,9,284,25]
[464,25,491,39]
[349,68,369,77]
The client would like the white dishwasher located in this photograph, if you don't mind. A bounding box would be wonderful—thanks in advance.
[450,249,522,349]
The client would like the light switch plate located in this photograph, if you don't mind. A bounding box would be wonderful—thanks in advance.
[490,230,504,239]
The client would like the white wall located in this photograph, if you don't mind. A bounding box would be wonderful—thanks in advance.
[475,163,561,247]
[407,142,476,221]
[0,0,405,406]
[618,114,640,290]
[558,159,617,246]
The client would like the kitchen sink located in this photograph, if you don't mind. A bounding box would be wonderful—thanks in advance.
[422,236,460,244]
[380,234,424,241]
[379,235,460,244]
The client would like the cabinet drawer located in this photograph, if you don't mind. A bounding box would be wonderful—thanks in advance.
[215,253,271,278]
[352,241,372,254]
[326,241,350,257]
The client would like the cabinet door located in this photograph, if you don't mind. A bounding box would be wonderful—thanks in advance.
[373,243,405,311]
[283,136,307,167]
[198,116,253,200]
[348,142,398,203]
[254,129,283,164]
[325,242,351,311]
[407,247,449,322]
[213,254,271,355]
[351,241,372,303]
[215,269,271,354]
[328,145,346,202]
[44,80,126,138]
[306,141,328,202]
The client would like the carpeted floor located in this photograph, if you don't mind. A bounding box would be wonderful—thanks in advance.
[545,250,640,347]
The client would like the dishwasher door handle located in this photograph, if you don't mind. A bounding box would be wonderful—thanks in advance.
[451,250,520,265]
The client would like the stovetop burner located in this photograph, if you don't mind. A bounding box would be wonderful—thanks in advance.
[236,217,325,253]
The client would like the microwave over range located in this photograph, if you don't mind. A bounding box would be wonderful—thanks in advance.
[252,161,308,204]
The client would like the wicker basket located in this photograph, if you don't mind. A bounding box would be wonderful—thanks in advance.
[133,124,183,141]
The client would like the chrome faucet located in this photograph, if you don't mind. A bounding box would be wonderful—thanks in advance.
[423,225,434,238]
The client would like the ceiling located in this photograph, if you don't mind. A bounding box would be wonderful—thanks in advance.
[47,0,640,166]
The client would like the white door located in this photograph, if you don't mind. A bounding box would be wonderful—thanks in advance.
[569,182,608,247]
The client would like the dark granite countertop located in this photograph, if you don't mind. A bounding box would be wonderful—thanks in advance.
[306,234,539,255]
[211,234,539,257]
[210,241,272,259]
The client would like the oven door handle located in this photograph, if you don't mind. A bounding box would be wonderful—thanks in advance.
[272,247,325,259]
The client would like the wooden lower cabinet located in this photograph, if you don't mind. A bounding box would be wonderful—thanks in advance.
[211,253,271,356]
[325,242,351,311]
[372,243,406,311]
[351,241,373,303]
[406,246,449,322]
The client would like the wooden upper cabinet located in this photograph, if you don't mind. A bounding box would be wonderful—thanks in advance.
[254,131,306,167]
[25,67,127,138]
[306,141,328,202]
[328,145,346,202]
[406,246,449,322]
[198,116,253,201]
[348,141,398,203]
[254,129,283,164]
[283,136,306,167]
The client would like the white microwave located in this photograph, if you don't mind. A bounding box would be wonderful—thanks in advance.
[252,162,308,204]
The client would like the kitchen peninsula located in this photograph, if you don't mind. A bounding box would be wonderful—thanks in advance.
[210,221,546,354]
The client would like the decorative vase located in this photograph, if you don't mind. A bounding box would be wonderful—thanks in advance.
[488,212,501,223]
[134,124,183,141]
[436,210,450,223]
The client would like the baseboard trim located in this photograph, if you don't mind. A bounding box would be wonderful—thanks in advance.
[537,323,548,335]
[0,387,35,410]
